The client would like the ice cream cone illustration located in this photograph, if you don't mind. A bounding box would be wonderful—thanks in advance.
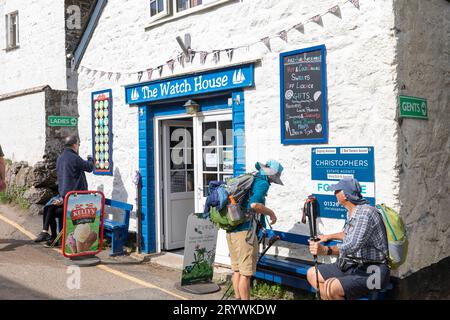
[73,223,98,253]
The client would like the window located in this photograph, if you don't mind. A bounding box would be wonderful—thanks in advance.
[5,11,19,50]
[150,0,168,19]
[148,0,227,26]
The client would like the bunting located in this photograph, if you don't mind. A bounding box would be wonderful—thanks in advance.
[78,0,362,82]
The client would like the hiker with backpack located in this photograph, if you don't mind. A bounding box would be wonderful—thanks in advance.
[306,178,391,300]
[208,160,284,300]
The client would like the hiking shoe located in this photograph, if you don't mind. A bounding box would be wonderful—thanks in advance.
[44,237,57,248]
[34,232,51,243]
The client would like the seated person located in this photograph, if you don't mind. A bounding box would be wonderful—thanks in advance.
[307,178,390,300]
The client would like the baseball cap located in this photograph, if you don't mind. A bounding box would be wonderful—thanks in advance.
[329,178,365,202]
[255,160,284,185]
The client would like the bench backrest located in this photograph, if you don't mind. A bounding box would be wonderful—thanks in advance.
[104,198,133,230]
[265,229,340,246]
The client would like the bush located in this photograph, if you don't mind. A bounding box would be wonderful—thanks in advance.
[0,184,30,210]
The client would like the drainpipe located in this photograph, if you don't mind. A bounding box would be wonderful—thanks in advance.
[133,170,142,254]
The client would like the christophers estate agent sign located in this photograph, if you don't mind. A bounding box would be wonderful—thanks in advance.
[125,64,254,104]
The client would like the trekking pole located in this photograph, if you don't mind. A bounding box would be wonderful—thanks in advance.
[303,196,321,300]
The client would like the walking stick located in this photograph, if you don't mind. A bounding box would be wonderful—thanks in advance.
[303,195,321,300]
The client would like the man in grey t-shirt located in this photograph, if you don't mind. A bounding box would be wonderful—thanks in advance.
[0,145,6,192]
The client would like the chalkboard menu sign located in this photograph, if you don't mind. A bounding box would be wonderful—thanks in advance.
[280,45,328,144]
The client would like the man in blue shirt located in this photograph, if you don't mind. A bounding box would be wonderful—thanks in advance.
[226,160,284,300]
[35,135,94,246]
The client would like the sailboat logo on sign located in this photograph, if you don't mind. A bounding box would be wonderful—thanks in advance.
[232,69,246,85]
[131,88,140,101]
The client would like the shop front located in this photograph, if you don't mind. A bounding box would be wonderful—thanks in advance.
[125,63,255,263]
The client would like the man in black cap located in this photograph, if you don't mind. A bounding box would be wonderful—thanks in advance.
[34,135,94,246]
[307,178,390,300]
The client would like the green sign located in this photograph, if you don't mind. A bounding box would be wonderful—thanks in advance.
[399,96,428,120]
[48,116,78,127]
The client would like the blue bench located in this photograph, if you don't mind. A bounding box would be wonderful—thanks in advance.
[103,199,133,256]
[255,230,392,300]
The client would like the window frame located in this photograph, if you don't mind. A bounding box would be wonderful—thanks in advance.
[5,11,20,50]
[147,0,235,30]
[149,0,170,23]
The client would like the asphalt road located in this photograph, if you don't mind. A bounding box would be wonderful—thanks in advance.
[0,204,225,300]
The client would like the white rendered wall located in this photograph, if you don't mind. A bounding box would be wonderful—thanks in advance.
[77,0,399,259]
[0,92,46,165]
[0,0,67,94]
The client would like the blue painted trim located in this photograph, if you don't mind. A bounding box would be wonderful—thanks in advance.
[73,0,108,69]
[280,44,328,145]
[232,91,246,176]
[91,89,113,176]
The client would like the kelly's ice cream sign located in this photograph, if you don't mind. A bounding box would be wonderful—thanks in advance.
[125,64,254,105]
[62,191,105,258]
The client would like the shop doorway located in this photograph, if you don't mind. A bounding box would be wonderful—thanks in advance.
[158,111,233,252]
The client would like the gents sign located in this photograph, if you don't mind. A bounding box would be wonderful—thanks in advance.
[399,95,428,120]
[311,147,375,219]
[125,64,254,104]
[48,116,78,127]
[280,45,328,145]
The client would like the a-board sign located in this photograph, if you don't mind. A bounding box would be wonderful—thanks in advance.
[181,213,218,286]
[280,45,328,145]
[62,191,105,258]
[311,147,375,219]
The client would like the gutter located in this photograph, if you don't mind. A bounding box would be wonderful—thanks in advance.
[72,0,108,70]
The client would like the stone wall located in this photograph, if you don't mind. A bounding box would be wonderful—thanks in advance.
[393,0,450,279]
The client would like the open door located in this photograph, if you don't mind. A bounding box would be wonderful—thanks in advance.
[162,120,195,250]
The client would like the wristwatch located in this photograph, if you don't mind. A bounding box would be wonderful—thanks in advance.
[326,247,333,256]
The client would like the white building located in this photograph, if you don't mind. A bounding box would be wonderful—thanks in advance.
[3,0,449,295]
[0,0,95,164]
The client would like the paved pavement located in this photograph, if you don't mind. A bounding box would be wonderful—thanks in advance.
[0,204,227,300]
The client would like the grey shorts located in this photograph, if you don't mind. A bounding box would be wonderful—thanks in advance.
[317,262,390,300]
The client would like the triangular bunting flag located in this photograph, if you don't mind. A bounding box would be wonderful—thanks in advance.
[115,73,121,81]
[178,54,185,68]
[310,15,323,27]
[147,68,153,80]
[167,59,175,73]
[213,50,220,64]
[157,65,163,77]
[294,23,304,34]
[225,48,234,62]
[261,37,271,51]
[100,71,106,78]
[328,5,342,18]
[138,71,143,82]
[278,30,288,42]
[108,72,113,80]
[188,50,196,63]
[350,0,360,10]
[85,68,92,75]
[92,70,98,77]
[200,51,209,65]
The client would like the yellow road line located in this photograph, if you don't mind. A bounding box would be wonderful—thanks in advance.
[0,212,188,300]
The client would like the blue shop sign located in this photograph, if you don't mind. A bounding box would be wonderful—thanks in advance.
[125,64,254,105]
[311,147,375,219]
[311,147,375,182]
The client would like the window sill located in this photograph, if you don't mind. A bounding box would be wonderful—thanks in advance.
[4,45,20,52]
[145,0,239,31]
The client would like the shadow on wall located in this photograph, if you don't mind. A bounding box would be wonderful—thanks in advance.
[112,167,128,203]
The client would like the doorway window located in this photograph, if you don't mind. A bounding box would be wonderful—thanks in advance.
[169,126,194,193]
[202,119,233,196]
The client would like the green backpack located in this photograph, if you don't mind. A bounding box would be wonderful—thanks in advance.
[209,174,255,231]
[376,204,408,269]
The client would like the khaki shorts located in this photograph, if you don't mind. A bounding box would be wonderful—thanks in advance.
[226,230,259,277]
